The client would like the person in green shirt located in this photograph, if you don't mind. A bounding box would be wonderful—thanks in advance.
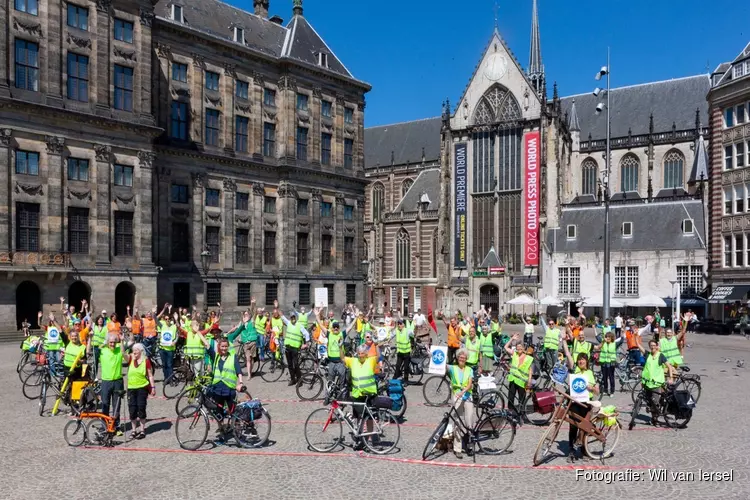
[227,299,259,378]
[99,334,124,433]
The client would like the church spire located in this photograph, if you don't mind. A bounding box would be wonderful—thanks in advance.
[528,0,544,95]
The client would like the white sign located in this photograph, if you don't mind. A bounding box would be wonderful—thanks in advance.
[428,345,448,375]
[478,375,497,390]
[568,373,591,403]
[314,287,329,308]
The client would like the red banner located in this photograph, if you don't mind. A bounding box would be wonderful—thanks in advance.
[523,131,540,267]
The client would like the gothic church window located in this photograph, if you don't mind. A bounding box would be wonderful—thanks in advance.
[663,150,684,189]
[372,182,385,220]
[401,179,413,197]
[395,229,411,279]
[581,158,597,195]
[620,154,640,192]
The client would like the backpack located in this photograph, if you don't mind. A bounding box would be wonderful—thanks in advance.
[551,361,569,385]
[387,379,404,411]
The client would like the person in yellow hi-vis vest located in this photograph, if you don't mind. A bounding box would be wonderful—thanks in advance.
[503,333,533,413]
[447,349,474,459]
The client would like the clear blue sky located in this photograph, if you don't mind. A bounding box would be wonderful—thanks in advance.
[231,0,750,127]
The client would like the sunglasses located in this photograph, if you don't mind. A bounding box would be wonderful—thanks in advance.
[365,336,372,340]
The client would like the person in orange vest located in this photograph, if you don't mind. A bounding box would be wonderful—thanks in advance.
[441,315,463,365]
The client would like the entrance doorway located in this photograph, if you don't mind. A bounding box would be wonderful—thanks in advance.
[114,281,136,321]
[16,281,41,329]
[68,281,91,314]
[479,284,500,318]
[173,283,190,309]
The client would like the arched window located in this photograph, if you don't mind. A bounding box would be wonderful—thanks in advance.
[581,158,597,195]
[395,229,411,279]
[620,154,640,192]
[471,84,521,125]
[663,150,684,189]
[372,182,385,220]
[432,229,439,278]
[401,178,413,197]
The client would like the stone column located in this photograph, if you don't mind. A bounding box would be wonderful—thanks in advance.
[223,64,236,151]
[311,87,322,166]
[138,7,154,122]
[335,193,345,271]
[94,144,112,264]
[252,183,264,270]
[191,55,205,146]
[222,178,236,270]
[0,3,8,97]
[191,172,206,267]
[95,1,111,113]
[335,94,345,167]
[45,136,65,252]
[156,165,171,265]
[45,0,63,102]
[356,101,366,170]
[0,129,12,251]
[278,181,297,270]
[310,189,322,274]
[252,72,265,158]
[154,44,172,128]
[137,151,155,265]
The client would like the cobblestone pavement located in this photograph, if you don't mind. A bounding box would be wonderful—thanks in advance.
[3,331,749,500]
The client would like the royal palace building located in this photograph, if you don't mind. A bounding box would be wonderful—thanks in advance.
[0,0,369,331]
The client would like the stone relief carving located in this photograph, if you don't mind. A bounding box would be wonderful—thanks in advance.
[0,129,12,148]
[312,87,322,98]
[322,222,334,230]
[335,94,345,105]
[253,183,265,195]
[236,103,251,114]
[263,108,277,120]
[137,151,155,168]
[96,0,111,12]
[113,47,137,62]
[13,18,43,38]
[253,72,265,87]
[335,192,346,203]
[116,193,136,205]
[223,64,236,77]
[192,172,207,188]
[45,136,65,155]
[192,54,205,68]
[139,8,154,27]
[67,188,92,200]
[356,197,365,209]
[344,124,355,135]
[205,95,222,107]
[235,215,250,224]
[263,219,278,229]
[297,113,310,124]
[297,220,310,228]
[156,43,172,59]
[66,33,91,50]
[357,101,366,111]
[223,178,237,192]
[311,189,322,201]
[344,225,356,234]
[206,212,221,222]
[278,181,297,199]
[94,144,111,162]
[171,87,191,98]
[15,182,44,196]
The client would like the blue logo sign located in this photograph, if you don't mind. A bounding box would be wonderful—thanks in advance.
[162,332,173,342]
[432,350,445,365]
[571,377,587,393]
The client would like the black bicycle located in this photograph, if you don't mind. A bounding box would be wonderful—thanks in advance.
[628,383,694,430]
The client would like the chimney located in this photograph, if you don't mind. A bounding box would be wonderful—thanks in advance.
[253,0,269,18]
[269,15,283,25]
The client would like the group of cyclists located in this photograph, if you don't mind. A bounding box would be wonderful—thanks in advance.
[18,295,698,461]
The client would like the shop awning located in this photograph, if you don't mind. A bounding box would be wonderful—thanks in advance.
[708,285,750,303]
[662,296,708,307]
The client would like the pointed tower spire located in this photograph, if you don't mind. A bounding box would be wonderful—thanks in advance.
[528,0,544,94]
[568,99,581,131]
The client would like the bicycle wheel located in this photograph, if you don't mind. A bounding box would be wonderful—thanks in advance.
[583,416,620,459]
[175,385,202,415]
[475,390,506,418]
[175,405,210,451]
[408,363,424,385]
[533,420,562,466]
[17,351,30,373]
[38,379,48,416]
[85,418,108,446]
[298,357,316,375]
[163,370,188,400]
[630,380,642,404]
[522,393,554,426]
[296,373,324,401]
[22,370,44,400]
[304,407,343,453]
[422,416,449,461]
[63,419,87,447]
[233,409,271,448]
[621,366,642,393]
[422,375,451,406]
[260,358,285,383]
[476,413,516,455]
[360,410,400,455]
[675,377,701,404]
[628,394,643,430]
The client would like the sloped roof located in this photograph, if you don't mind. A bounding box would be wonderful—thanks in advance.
[567,99,580,131]
[713,42,750,88]
[283,14,352,78]
[689,134,709,184]
[364,117,442,168]
[560,75,709,140]
[393,168,440,212]
[479,246,504,268]
[548,200,706,253]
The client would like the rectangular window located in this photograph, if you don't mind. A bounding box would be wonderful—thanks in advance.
[205,109,220,146]
[68,207,89,254]
[170,101,189,140]
[205,71,219,91]
[263,231,276,265]
[297,232,309,266]
[298,283,311,307]
[321,100,332,118]
[614,267,626,296]
[172,62,188,83]
[321,133,332,165]
[16,202,39,251]
[114,164,133,187]
[263,88,276,107]
[263,122,276,157]
[205,188,220,207]
[321,202,333,217]
[570,267,581,295]
[297,127,308,160]
[234,27,244,44]
[236,229,249,264]
[265,283,278,306]
[344,236,354,267]
[263,196,276,214]
[346,284,356,305]
[627,267,639,296]
[726,108,734,128]
[738,142,746,168]
[689,265,703,293]
[114,18,134,43]
[738,104,747,125]
[297,199,309,216]
[15,150,39,175]
[15,0,38,15]
[172,4,183,22]
[235,192,249,211]
[297,93,309,111]
[66,53,89,102]
[737,185,746,213]
[321,234,332,266]
[67,158,89,181]
[236,80,248,99]
[14,39,39,91]
[676,265,689,292]
[171,184,188,204]
[344,205,354,220]
[114,211,134,256]
[557,267,580,295]
[237,283,252,307]
[235,116,249,152]
[725,187,733,215]
[344,138,354,168]
[207,283,222,305]
[206,226,220,263]
[736,234,745,267]
[724,236,732,267]
[615,266,638,296]
[67,3,88,30]
[567,225,577,239]
[114,65,134,111]
[171,222,190,262]
[324,283,334,305]
[344,107,354,124]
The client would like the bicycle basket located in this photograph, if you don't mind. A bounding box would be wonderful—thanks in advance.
[236,399,263,421]
[372,395,393,410]
[36,352,47,365]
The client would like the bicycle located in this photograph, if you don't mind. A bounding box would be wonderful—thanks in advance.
[533,387,621,465]
[162,354,199,399]
[303,396,400,454]
[422,371,507,419]
[422,395,517,462]
[673,366,702,404]
[63,388,125,447]
[174,373,213,414]
[175,385,271,450]
[628,383,694,430]
[259,345,288,382]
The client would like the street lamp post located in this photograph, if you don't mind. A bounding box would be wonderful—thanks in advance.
[669,280,681,330]
[594,50,612,319]
[200,249,211,312]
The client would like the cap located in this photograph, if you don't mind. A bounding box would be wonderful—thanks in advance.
[101,309,107,314]
[379,319,385,323]
[332,322,340,328]
[397,319,404,324]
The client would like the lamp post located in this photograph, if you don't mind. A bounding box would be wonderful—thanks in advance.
[594,49,612,319]
[669,279,681,330]
[200,249,211,312]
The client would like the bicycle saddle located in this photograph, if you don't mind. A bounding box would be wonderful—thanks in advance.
[680,366,690,372]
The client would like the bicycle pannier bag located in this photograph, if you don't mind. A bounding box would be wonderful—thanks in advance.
[386,379,404,411]
[372,396,394,410]
[533,390,556,414]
